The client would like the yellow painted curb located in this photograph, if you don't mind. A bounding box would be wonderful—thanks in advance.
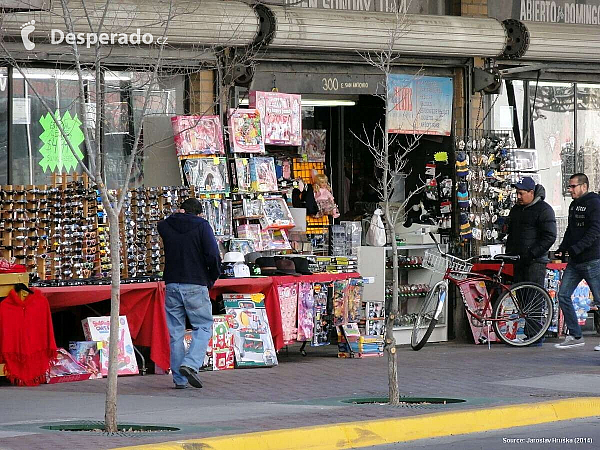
[119,397,600,450]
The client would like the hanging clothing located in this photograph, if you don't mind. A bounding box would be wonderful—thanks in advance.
[0,288,57,386]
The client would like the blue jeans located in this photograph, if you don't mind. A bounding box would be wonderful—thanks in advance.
[165,283,213,386]
[557,259,600,338]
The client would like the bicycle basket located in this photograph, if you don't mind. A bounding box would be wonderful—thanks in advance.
[422,250,473,280]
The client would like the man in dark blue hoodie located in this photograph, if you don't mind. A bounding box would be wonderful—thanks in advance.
[158,198,221,388]
[554,173,600,349]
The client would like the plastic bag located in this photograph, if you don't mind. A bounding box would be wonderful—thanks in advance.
[366,209,386,247]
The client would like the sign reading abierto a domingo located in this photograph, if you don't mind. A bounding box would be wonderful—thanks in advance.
[386,75,453,136]
[489,0,600,25]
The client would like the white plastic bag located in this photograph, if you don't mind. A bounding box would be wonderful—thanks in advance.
[366,208,386,247]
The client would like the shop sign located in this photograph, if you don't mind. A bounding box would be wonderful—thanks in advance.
[251,71,383,95]
[386,74,453,136]
[38,110,85,172]
[281,0,443,14]
[489,0,600,25]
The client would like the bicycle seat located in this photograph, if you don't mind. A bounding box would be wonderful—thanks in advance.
[492,254,520,262]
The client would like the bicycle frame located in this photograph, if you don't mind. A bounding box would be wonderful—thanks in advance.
[444,265,517,324]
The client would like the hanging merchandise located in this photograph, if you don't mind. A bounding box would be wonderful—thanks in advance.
[366,208,386,247]
[457,182,470,209]
[228,108,265,153]
[278,283,299,345]
[250,91,302,146]
[249,157,278,192]
[301,130,326,162]
[200,198,232,237]
[312,173,340,218]
[455,151,469,177]
[459,213,473,240]
[0,288,57,386]
[171,115,225,156]
[181,157,230,193]
[234,158,252,192]
[332,279,349,327]
[346,278,364,323]
[312,282,332,347]
[297,282,315,341]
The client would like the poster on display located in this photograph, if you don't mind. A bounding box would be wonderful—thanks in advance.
[104,102,129,134]
[508,148,539,172]
[229,108,265,153]
[312,282,331,346]
[297,282,315,341]
[250,91,302,146]
[223,293,278,368]
[181,156,229,193]
[171,115,225,156]
[386,74,453,136]
[81,316,139,376]
[302,130,326,162]
[235,158,252,192]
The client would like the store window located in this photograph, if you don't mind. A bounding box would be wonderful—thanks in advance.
[0,68,7,184]
[8,68,178,188]
[576,84,600,193]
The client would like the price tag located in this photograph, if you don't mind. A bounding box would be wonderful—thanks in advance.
[213,200,219,207]
[302,154,308,162]
[242,159,248,166]
[97,342,104,349]
[213,157,221,164]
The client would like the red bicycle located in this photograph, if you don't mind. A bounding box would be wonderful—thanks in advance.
[411,234,553,350]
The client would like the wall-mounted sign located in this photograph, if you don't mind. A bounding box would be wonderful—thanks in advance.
[489,0,600,25]
[386,74,453,136]
[281,0,447,15]
[38,110,85,172]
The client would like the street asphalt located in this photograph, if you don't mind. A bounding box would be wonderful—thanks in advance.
[1,335,600,449]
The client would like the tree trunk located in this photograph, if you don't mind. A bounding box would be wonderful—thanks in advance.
[385,203,400,404]
[104,210,121,432]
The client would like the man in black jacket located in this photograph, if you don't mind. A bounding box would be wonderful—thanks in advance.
[506,177,557,286]
[158,198,221,388]
[554,173,600,349]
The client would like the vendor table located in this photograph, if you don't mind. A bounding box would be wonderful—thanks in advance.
[40,282,170,372]
[471,262,567,277]
[40,272,361,372]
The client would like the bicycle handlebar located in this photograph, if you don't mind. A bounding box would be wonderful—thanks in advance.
[427,232,520,263]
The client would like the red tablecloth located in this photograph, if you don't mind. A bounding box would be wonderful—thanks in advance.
[40,272,362,370]
[471,262,568,277]
[211,273,361,351]
[40,282,170,372]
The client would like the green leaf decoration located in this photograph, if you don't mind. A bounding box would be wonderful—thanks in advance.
[39,110,85,172]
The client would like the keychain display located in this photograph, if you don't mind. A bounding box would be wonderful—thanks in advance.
[454,130,519,248]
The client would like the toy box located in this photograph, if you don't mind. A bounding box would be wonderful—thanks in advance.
[82,316,139,376]
[68,341,102,379]
[229,108,265,153]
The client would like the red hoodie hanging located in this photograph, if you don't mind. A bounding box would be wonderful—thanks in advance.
[0,288,57,386]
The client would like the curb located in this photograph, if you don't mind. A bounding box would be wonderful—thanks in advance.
[119,397,600,450]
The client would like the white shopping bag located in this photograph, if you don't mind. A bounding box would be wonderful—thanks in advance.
[366,208,386,247]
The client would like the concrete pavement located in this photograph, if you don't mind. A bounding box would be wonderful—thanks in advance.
[1,338,600,449]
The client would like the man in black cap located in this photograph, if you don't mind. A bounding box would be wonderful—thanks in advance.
[158,198,221,389]
[506,176,557,287]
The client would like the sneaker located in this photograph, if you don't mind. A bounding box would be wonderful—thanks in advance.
[594,343,600,351]
[179,365,203,388]
[174,384,188,390]
[554,336,585,349]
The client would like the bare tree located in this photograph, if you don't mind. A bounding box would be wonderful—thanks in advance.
[0,0,261,431]
[352,7,429,405]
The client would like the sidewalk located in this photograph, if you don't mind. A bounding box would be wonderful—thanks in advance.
[2,338,600,449]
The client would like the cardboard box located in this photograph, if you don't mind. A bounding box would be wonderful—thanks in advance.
[0,273,29,297]
[0,363,5,377]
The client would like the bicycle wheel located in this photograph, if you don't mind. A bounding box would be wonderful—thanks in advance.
[492,282,553,347]
[411,281,447,351]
